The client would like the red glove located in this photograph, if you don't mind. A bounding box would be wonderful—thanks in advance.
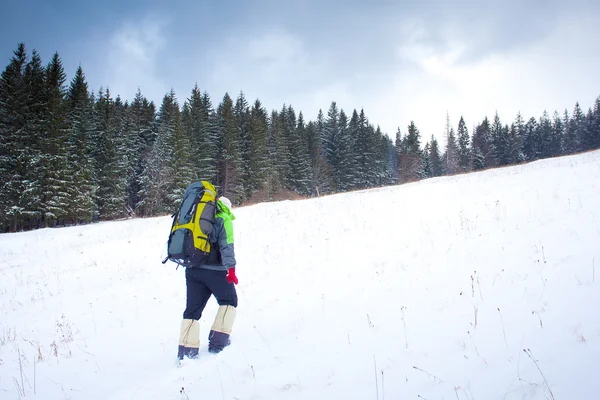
[227,267,238,285]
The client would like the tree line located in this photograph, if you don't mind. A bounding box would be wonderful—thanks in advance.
[1,43,599,232]
[0,44,394,232]
[398,101,600,182]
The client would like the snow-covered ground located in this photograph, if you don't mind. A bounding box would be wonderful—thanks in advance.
[1,151,600,400]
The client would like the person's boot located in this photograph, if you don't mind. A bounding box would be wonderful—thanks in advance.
[208,305,236,353]
[178,319,200,360]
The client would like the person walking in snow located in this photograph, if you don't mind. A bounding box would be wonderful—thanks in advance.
[178,196,238,359]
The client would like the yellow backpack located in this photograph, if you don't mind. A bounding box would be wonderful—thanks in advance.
[162,181,217,267]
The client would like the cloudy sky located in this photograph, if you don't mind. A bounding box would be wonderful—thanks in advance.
[2,0,599,144]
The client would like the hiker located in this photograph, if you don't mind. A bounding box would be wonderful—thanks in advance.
[178,196,238,359]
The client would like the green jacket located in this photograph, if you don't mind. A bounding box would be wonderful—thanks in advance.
[201,200,236,271]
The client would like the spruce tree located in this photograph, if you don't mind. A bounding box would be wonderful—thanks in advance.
[443,114,458,174]
[66,65,96,223]
[281,105,298,190]
[371,125,393,186]
[471,117,492,168]
[537,110,553,159]
[457,116,471,172]
[216,93,243,201]
[429,135,443,177]
[592,96,600,150]
[170,92,196,206]
[491,112,511,166]
[572,102,585,152]
[399,121,423,182]
[548,111,563,157]
[94,91,129,219]
[562,109,576,154]
[265,110,283,196]
[353,109,375,188]
[306,111,332,196]
[127,89,157,214]
[422,142,432,178]
[511,113,526,163]
[41,52,71,226]
[20,49,46,227]
[522,117,539,161]
[288,112,311,195]
[346,110,360,188]
[0,43,28,231]
[582,107,596,151]
[323,102,340,190]
[138,90,180,215]
[200,91,218,180]
[334,108,353,191]
[245,99,269,196]
[234,91,250,199]
[394,127,402,181]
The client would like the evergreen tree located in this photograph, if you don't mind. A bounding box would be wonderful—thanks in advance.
[234,91,250,199]
[382,133,396,185]
[281,105,298,190]
[94,90,129,219]
[371,126,393,186]
[353,109,375,188]
[323,102,340,189]
[471,117,492,168]
[287,112,311,195]
[170,92,196,206]
[245,99,269,196]
[522,117,539,161]
[306,110,332,196]
[265,110,283,196]
[592,96,600,150]
[562,109,576,154]
[394,127,402,180]
[491,112,511,166]
[0,43,29,231]
[345,109,361,189]
[127,89,156,215]
[457,116,471,172]
[40,52,71,226]
[422,142,432,178]
[549,110,563,157]
[537,110,553,159]
[334,108,354,191]
[511,113,526,163]
[572,102,585,152]
[443,114,458,174]
[216,93,243,202]
[398,121,423,182]
[200,91,218,180]
[20,49,46,227]
[582,107,597,151]
[429,135,443,177]
[138,90,179,215]
[66,65,96,223]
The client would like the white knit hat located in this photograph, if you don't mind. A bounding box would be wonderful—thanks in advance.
[219,196,232,210]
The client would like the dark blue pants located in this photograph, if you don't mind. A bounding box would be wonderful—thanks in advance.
[183,267,238,320]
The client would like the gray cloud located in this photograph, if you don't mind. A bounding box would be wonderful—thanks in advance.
[98,15,171,104]
[74,0,599,147]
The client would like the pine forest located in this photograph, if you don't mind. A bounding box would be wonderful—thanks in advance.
[1,43,599,232]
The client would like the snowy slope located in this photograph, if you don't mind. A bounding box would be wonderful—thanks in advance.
[1,151,600,400]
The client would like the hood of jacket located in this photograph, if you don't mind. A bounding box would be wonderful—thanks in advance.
[217,200,235,221]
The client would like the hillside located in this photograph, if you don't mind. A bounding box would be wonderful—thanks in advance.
[1,151,599,400]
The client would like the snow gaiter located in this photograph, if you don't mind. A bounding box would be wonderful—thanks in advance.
[178,319,200,359]
[208,305,236,353]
